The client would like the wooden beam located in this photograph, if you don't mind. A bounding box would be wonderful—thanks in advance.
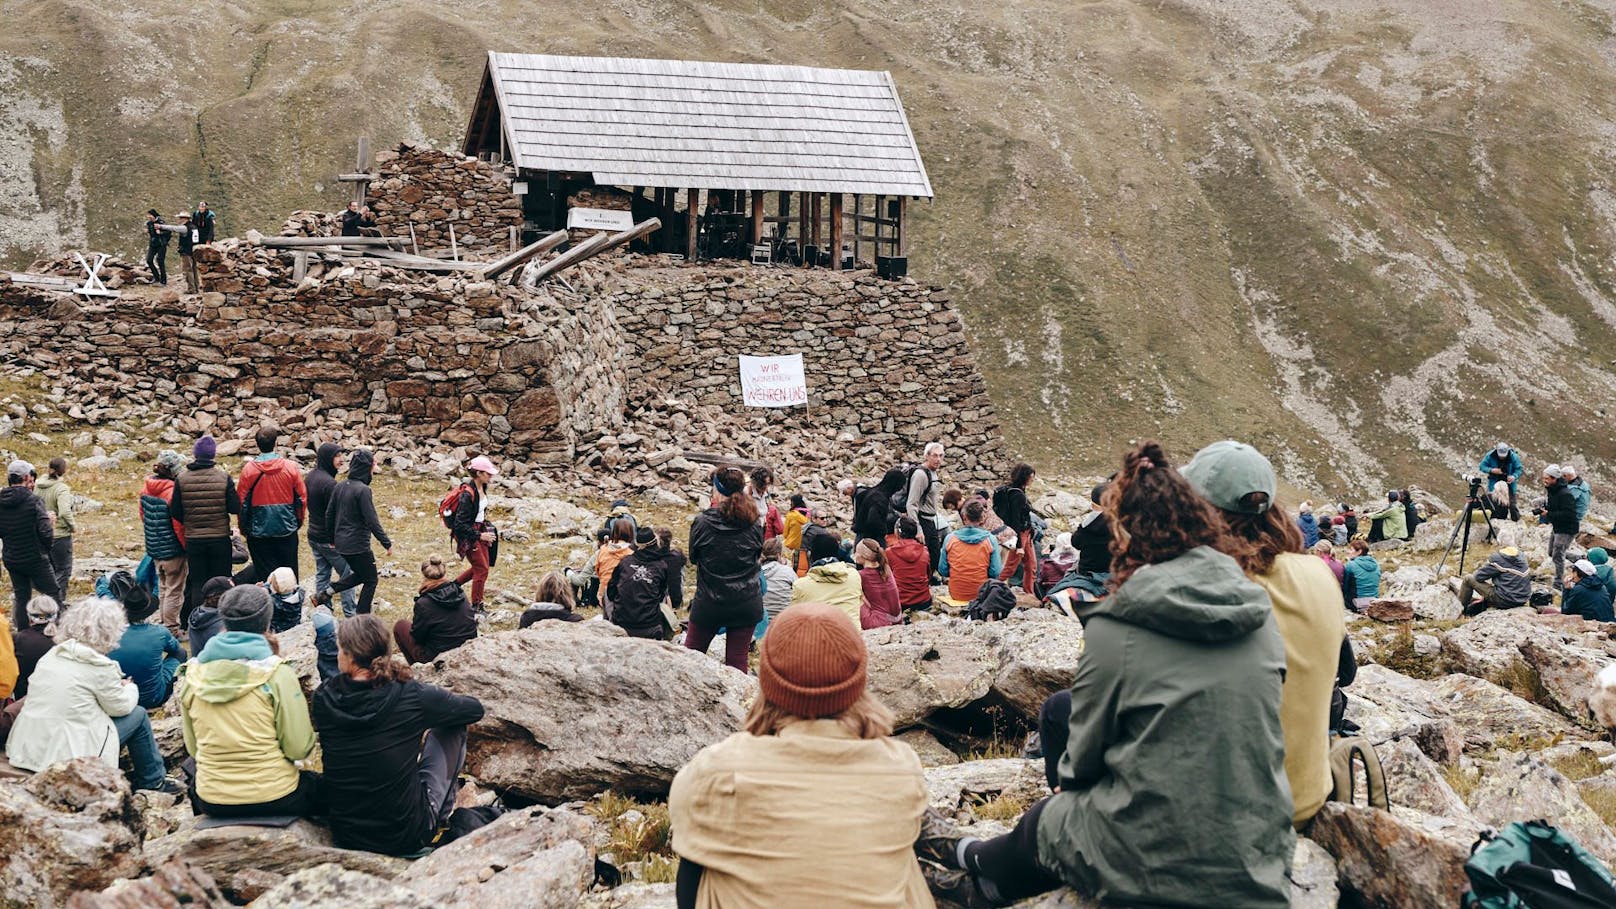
[796,192,808,253]
[750,191,765,244]
[528,232,613,283]
[256,235,407,249]
[478,228,569,280]
[874,195,885,256]
[352,137,371,207]
[852,194,861,264]
[829,193,844,271]
[810,193,822,250]
[897,196,908,257]
[596,217,662,256]
[685,189,698,259]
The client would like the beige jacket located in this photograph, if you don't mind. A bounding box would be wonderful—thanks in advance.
[7,640,137,772]
[669,721,936,909]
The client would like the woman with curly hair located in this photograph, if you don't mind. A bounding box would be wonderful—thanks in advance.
[686,468,764,671]
[920,441,1294,908]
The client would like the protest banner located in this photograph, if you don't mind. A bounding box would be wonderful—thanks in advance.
[738,354,808,408]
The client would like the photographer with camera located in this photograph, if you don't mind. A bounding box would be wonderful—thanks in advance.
[1478,442,1523,521]
[1533,464,1579,591]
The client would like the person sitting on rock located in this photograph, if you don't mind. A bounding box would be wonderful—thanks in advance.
[520,571,586,627]
[1562,559,1615,622]
[885,516,934,612]
[1312,540,1345,586]
[670,601,933,909]
[1183,440,1349,830]
[186,575,234,656]
[313,613,486,855]
[594,518,636,619]
[1296,501,1320,548]
[1341,539,1381,611]
[261,566,307,634]
[794,508,833,577]
[790,531,864,627]
[1328,513,1348,546]
[940,500,1001,603]
[7,596,181,794]
[12,595,58,700]
[855,538,901,629]
[919,441,1293,908]
[395,555,477,665]
[1586,548,1616,602]
[1364,491,1406,544]
[178,585,318,818]
[1488,479,1514,521]
[1455,528,1531,615]
[686,468,765,672]
[108,585,185,709]
[607,527,687,640]
[759,537,796,626]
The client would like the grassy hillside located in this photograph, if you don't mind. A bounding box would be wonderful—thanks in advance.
[5,0,1616,494]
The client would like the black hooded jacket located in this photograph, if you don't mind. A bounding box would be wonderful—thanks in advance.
[327,450,391,555]
[311,675,483,855]
[1544,481,1580,535]
[304,443,341,544]
[853,469,907,540]
[0,485,53,568]
[410,580,478,661]
[608,546,686,635]
[687,508,763,628]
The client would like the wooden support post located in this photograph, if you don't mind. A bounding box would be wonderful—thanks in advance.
[796,192,808,258]
[750,191,765,244]
[897,196,908,257]
[685,189,698,260]
[874,195,885,257]
[449,224,458,261]
[851,194,861,264]
[509,225,519,252]
[829,193,844,271]
[353,137,370,207]
[292,251,308,282]
[810,193,822,251]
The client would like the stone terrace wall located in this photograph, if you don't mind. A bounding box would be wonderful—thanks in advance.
[367,144,524,252]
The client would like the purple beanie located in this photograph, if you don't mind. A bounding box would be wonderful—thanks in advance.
[195,435,217,460]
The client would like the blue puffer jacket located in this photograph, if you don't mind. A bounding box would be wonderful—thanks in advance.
[141,476,184,560]
[1297,514,1320,548]
[1342,555,1382,600]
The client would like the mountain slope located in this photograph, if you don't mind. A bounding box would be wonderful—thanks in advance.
[5,0,1616,493]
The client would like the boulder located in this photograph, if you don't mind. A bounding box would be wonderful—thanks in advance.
[397,807,595,909]
[1309,803,1474,909]
[0,758,144,909]
[1346,664,1582,752]
[864,620,1000,729]
[1441,609,1616,727]
[1288,837,1340,909]
[1408,584,1463,622]
[1383,565,1436,592]
[66,861,231,909]
[144,819,406,902]
[1376,737,1472,820]
[989,610,1083,718]
[1467,751,1616,865]
[1518,637,1609,729]
[1364,600,1414,623]
[415,623,753,803]
[246,864,438,909]
[577,884,677,908]
[923,759,1047,815]
[896,729,962,767]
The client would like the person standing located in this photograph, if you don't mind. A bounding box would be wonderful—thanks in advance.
[1563,464,1592,523]
[238,425,307,583]
[144,209,170,285]
[1535,465,1579,591]
[317,449,392,615]
[994,463,1038,594]
[450,456,499,613]
[304,443,357,617]
[169,436,240,625]
[192,201,216,244]
[1,459,59,628]
[1479,442,1523,521]
[36,457,74,601]
[686,467,764,672]
[903,443,945,581]
[176,213,200,294]
[141,450,189,636]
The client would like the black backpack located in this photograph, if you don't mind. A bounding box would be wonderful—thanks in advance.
[887,464,931,523]
[1464,821,1616,908]
[967,580,1018,621]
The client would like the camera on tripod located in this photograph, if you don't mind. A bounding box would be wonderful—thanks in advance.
[1463,473,1485,499]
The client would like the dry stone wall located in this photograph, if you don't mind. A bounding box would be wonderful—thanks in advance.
[367,144,523,253]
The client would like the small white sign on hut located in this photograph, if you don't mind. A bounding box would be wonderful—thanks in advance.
[567,207,634,231]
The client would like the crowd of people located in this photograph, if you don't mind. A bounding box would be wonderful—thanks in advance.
[143,203,216,293]
[0,425,1606,906]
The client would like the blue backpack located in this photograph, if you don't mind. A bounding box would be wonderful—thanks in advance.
[1463,821,1616,908]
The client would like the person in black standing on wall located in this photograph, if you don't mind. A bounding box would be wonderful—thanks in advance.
[192,201,216,244]
[144,209,169,285]
[175,213,200,294]
[340,202,363,237]
[169,435,240,625]
[316,449,392,615]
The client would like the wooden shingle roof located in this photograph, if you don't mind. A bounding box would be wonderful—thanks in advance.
[474,52,933,197]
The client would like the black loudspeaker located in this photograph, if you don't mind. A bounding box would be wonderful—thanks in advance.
[876,255,908,279]
[887,199,900,218]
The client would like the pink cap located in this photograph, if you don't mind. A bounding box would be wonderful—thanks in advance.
[468,455,499,476]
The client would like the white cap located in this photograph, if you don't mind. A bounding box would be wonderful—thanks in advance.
[1544,464,1564,479]
[1496,442,1510,454]
[1563,464,1579,477]
[1576,559,1597,577]
[6,459,32,481]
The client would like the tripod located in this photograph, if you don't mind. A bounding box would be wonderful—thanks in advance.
[1437,479,1499,578]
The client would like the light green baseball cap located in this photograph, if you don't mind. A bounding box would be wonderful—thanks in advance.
[1181,440,1276,514]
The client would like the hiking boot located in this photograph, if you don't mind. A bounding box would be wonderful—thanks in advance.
[915,807,968,868]
[149,776,186,797]
[920,863,998,908]
[472,601,487,617]
[313,589,333,609]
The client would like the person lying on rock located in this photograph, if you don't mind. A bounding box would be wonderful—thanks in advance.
[7,595,182,795]
[1182,440,1349,830]
[669,601,934,909]
[313,614,487,855]
[918,441,1294,908]
[178,585,319,818]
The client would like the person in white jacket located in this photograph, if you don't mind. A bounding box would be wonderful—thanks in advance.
[6,597,179,793]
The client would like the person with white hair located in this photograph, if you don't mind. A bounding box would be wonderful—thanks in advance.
[904,443,946,580]
[1454,527,1531,615]
[1563,464,1592,523]
[6,597,179,793]
[12,595,58,699]
[1534,465,1579,590]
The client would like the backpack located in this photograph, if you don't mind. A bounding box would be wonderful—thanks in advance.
[95,569,139,602]
[966,580,1018,622]
[1463,820,1616,908]
[438,484,471,531]
[1328,735,1389,810]
[991,485,1016,523]
[887,464,932,522]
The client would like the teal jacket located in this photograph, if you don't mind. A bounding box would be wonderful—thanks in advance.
[1036,546,1294,908]
[1343,555,1382,600]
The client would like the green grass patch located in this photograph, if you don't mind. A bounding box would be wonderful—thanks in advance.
[967,791,1032,822]
[1442,763,1482,804]
[588,792,675,877]
[1549,750,1607,782]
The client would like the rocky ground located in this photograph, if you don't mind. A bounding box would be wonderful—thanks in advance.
[4,373,1616,907]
